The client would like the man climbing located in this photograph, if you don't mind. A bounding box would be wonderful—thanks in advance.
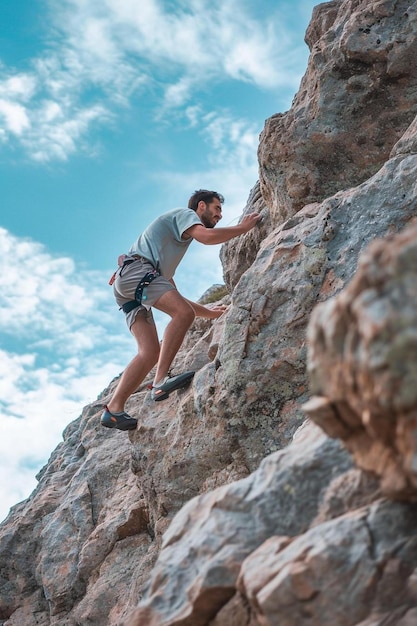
[101,189,261,430]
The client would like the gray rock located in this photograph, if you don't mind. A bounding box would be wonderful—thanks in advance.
[126,422,354,626]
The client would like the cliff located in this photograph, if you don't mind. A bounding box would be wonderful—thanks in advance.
[2,1,417,624]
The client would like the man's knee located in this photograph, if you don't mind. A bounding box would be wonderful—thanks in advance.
[155,291,196,324]
[172,301,195,326]
[183,304,195,326]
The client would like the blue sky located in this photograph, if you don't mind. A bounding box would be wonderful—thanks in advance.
[0,0,319,521]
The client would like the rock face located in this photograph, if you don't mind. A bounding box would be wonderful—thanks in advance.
[2,1,417,625]
[126,422,371,626]
[258,0,417,223]
[304,218,417,499]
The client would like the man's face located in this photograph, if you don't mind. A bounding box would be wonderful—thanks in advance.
[199,199,222,228]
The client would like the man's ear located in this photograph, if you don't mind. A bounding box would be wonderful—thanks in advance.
[197,200,207,212]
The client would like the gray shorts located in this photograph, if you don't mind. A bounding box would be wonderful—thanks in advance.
[113,257,175,329]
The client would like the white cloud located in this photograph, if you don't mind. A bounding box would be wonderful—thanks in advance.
[27,103,109,162]
[41,101,64,123]
[0,0,313,161]
[164,78,193,109]
[0,72,37,100]
[95,0,293,88]
[0,99,31,135]
[200,111,260,170]
[0,62,111,161]
[0,347,126,522]
[0,229,90,333]
[185,105,203,128]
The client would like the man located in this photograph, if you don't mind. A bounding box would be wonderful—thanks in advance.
[101,189,261,431]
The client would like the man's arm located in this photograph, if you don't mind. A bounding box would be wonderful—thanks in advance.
[184,212,261,245]
[169,279,227,319]
[185,299,228,319]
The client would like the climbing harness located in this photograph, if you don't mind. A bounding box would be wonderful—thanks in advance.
[108,255,160,313]
[121,269,160,313]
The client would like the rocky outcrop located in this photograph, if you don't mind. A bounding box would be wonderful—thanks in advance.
[126,421,375,626]
[235,498,417,626]
[2,1,417,624]
[258,0,417,223]
[304,218,417,499]
[0,400,151,625]
[212,129,417,475]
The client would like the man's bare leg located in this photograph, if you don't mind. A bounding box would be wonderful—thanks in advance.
[107,312,160,414]
[152,290,195,384]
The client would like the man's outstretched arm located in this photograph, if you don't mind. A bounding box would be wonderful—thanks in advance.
[168,279,227,319]
[184,212,261,245]
[185,299,227,319]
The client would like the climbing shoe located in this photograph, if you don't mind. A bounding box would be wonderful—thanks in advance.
[100,406,138,431]
[151,371,195,401]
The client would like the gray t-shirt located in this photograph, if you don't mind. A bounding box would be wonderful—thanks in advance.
[128,208,203,279]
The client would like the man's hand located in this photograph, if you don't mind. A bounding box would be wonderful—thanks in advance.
[186,299,228,319]
[240,212,262,232]
[204,304,228,319]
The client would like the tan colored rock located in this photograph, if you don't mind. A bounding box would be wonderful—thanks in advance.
[258,0,417,224]
[208,592,262,626]
[0,400,155,625]
[304,217,417,498]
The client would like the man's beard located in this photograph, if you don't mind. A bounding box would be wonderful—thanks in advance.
[200,209,216,229]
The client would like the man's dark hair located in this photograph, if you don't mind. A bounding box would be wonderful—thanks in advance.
[188,189,224,211]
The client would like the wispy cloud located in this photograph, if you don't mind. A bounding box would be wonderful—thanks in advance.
[0,0,311,161]
[156,107,260,218]
[0,228,107,336]
[0,99,30,136]
[0,65,111,161]
[0,72,36,137]
[0,346,124,521]
[55,0,302,107]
